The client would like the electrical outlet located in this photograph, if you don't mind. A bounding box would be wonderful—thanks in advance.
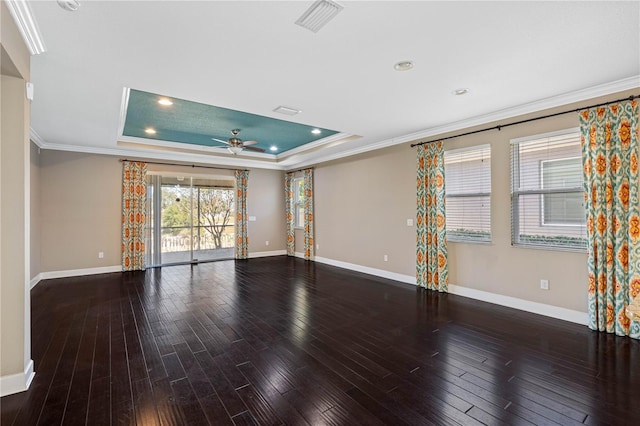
[316,244,320,251]
[384,254,388,262]
[265,240,269,246]
[406,218,414,226]
[540,279,549,290]
[98,252,104,259]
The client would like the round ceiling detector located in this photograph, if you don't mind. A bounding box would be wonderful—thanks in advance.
[452,88,470,96]
[394,61,414,71]
[57,0,80,12]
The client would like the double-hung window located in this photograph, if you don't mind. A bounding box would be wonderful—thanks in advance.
[444,144,492,243]
[510,129,586,250]
[294,177,305,228]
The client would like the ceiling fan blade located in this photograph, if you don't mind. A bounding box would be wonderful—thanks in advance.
[212,138,230,145]
[242,140,258,146]
[244,146,265,153]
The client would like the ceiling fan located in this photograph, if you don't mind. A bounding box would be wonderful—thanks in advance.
[212,129,264,155]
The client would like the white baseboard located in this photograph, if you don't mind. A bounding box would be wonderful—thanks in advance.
[448,284,588,325]
[313,256,588,325]
[0,359,35,397]
[35,265,122,285]
[30,273,42,289]
[314,256,415,284]
[248,250,286,258]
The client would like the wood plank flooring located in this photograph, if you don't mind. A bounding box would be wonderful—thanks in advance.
[2,256,639,425]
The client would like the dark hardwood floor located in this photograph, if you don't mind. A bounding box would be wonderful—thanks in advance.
[1,256,638,425]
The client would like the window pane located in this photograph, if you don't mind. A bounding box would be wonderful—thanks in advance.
[296,204,305,227]
[296,179,305,202]
[444,144,491,243]
[511,131,586,250]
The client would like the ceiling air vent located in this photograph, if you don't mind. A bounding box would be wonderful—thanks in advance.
[273,106,302,116]
[295,0,344,33]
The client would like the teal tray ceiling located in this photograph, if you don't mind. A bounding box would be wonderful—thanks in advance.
[122,89,339,154]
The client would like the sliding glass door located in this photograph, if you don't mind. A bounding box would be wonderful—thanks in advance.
[146,174,235,266]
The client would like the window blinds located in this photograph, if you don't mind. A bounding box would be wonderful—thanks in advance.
[444,144,491,243]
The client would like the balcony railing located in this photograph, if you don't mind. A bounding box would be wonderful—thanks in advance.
[153,225,235,253]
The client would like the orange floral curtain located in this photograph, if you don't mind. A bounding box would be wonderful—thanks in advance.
[285,172,295,256]
[235,170,249,259]
[416,142,448,291]
[580,100,640,338]
[122,161,147,271]
[303,168,314,260]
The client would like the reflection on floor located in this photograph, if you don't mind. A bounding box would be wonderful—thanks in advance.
[2,256,639,425]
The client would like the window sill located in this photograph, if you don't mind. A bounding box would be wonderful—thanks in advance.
[511,243,587,254]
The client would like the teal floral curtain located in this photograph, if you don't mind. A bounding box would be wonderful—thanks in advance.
[416,142,448,291]
[122,161,147,271]
[303,169,314,260]
[285,172,295,256]
[235,170,249,259]
[580,100,640,338]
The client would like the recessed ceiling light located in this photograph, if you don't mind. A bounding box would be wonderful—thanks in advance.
[452,88,470,96]
[270,146,278,152]
[311,128,321,135]
[273,106,302,116]
[57,0,80,12]
[145,128,157,135]
[394,60,414,71]
[158,98,173,106]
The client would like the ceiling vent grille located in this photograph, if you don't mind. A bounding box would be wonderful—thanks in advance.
[295,0,344,33]
[273,106,302,116]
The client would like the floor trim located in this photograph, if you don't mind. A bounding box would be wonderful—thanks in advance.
[0,359,35,397]
[248,250,286,258]
[35,265,122,286]
[314,256,588,325]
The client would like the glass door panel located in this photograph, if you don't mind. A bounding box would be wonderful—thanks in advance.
[145,174,235,267]
[160,176,194,265]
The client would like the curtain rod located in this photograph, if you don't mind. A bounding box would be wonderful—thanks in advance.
[410,94,639,148]
[120,159,247,172]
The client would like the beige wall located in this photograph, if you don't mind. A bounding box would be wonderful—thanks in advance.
[30,141,40,279]
[314,89,639,314]
[38,152,286,272]
[246,168,286,253]
[40,151,122,271]
[1,0,32,392]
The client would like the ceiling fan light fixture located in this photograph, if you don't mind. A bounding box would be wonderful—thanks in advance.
[228,146,243,155]
[295,0,344,33]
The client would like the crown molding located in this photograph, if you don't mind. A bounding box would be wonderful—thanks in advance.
[287,75,640,169]
[31,136,287,171]
[4,0,46,55]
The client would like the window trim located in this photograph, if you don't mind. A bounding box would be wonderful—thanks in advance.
[510,128,586,252]
[444,144,492,244]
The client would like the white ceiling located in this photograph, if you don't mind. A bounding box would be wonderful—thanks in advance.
[26,0,640,170]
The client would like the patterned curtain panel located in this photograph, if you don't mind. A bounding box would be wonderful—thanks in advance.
[235,170,250,259]
[580,100,640,338]
[122,161,147,271]
[303,169,314,260]
[285,172,295,256]
[416,142,449,291]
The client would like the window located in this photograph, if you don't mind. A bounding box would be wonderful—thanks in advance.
[444,144,491,242]
[510,129,586,250]
[294,177,305,228]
